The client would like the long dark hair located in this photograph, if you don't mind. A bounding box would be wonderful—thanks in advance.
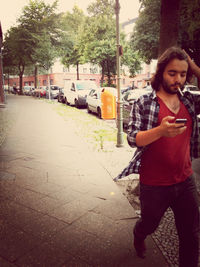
[151,47,193,91]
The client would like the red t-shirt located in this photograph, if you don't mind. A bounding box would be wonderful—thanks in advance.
[139,97,193,186]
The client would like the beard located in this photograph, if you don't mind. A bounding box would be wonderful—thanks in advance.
[161,80,184,95]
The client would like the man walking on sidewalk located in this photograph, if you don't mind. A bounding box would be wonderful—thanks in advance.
[115,47,200,267]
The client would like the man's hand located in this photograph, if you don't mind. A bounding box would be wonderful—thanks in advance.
[135,116,187,147]
[183,49,200,81]
[159,116,186,137]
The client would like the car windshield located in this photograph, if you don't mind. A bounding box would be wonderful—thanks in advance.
[76,82,97,90]
[51,86,59,90]
[123,90,147,102]
[188,86,199,91]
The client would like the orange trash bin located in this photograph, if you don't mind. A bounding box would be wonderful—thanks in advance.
[101,89,116,119]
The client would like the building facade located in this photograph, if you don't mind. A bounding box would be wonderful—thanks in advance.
[5,60,134,89]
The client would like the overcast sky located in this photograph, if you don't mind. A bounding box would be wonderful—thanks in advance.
[1,0,140,34]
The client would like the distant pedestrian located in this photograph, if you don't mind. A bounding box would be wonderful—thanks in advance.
[115,47,200,267]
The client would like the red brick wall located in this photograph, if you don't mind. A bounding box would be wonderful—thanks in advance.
[5,72,135,88]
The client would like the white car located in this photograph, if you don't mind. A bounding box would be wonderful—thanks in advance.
[46,85,60,99]
[86,87,117,119]
[183,85,200,95]
[122,89,149,128]
[63,80,98,108]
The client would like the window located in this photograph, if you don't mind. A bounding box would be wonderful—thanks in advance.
[63,67,70,72]
[89,89,95,96]
[90,67,97,74]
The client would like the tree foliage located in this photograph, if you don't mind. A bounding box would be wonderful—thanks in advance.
[121,42,142,77]
[3,0,61,90]
[3,0,142,88]
[77,6,117,85]
[59,6,86,79]
[76,0,141,85]
[3,25,33,93]
[132,0,200,65]
[18,0,61,68]
[131,0,161,63]
[180,0,200,65]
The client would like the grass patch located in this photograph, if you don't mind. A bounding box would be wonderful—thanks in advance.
[49,101,126,151]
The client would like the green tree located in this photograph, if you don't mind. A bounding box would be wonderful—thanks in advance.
[77,0,117,85]
[131,0,200,66]
[2,35,18,88]
[3,26,33,94]
[17,0,61,87]
[59,6,86,80]
[131,0,161,63]
[78,0,141,85]
[180,0,200,66]
[121,42,141,77]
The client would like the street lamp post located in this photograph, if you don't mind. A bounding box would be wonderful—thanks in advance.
[115,0,123,147]
[47,68,51,100]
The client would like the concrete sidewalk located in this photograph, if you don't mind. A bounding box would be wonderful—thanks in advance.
[0,95,168,266]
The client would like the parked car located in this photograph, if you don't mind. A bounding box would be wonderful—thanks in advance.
[11,86,20,95]
[34,86,47,97]
[46,85,61,99]
[57,88,64,103]
[143,85,153,92]
[23,86,34,96]
[121,86,133,95]
[122,89,149,129]
[183,84,200,95]
[86,87,117,119]
[63,80,98,108]
[30,88,35,96]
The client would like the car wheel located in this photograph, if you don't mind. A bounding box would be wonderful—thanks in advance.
[65,97,69,105]
[75,99,79,108]
[123,122,128,130]
[87,104,91,113]
[97,107,102,119]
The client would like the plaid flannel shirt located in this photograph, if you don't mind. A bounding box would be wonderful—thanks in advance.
[115,90,200,181]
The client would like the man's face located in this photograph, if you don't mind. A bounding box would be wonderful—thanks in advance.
[161,58,188,95]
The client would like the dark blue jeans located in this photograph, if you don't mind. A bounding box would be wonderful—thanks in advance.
[134,175,200,267]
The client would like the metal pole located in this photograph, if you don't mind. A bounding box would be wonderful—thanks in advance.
[115,0,123,147]
[48,68,51,100]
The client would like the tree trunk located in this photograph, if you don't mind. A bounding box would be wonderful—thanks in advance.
[34,65,38,88]
[0,53,5,103]
[194,50,200,88]
[18,63,25,95]
[158,0,181,56]
[6,72,10,90]
[107,60,111,86]
[100,62,105,86]
[76,62,79,80]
